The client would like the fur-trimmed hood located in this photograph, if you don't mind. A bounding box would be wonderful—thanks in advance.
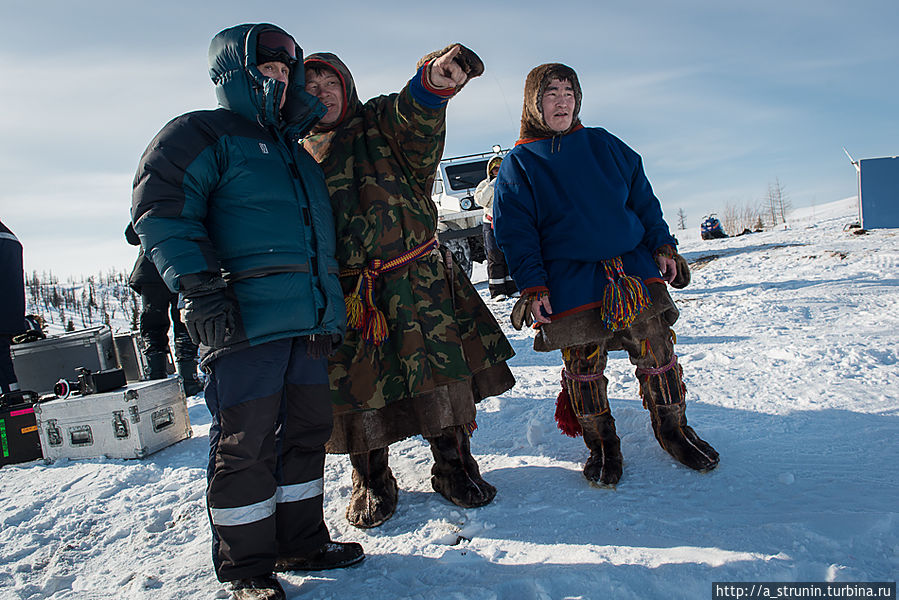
[486,155,503,179]
[519,63,582,140]
[303,52,362,133]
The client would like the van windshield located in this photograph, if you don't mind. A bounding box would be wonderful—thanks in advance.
[444,160,488,192]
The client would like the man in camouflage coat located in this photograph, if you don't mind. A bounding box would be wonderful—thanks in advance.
[303,45,515,528]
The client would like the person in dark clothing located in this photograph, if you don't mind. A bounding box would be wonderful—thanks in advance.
[125,223,202,395]
[474,155,518,299]
[0,219,27,403]
[131,24,362,600]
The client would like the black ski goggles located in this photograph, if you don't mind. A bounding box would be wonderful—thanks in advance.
[257,30,297,63]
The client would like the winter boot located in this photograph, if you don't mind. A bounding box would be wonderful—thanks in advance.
[427,425,497,508]
[578,412,623,487]
[145,351,168,380]
[229,575,285,600]
[176,359,203,396]
[637,360,719,472]
[274,541,365,572]
[345,447,398,528]
[647,401,719,472]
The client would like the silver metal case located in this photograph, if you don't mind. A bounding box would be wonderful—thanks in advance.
[33,377,192,461]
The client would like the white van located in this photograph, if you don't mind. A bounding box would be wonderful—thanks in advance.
[432,147,508,275]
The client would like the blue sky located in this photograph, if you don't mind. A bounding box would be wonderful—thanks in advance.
[1,0,896,278]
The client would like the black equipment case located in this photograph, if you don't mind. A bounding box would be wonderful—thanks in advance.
[0,401,43,466]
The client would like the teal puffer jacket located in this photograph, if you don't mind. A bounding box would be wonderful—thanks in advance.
[131,23,345,354]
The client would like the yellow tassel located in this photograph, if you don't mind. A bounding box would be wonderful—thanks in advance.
[669,328,677,344]
[362,308,389,345]
[345,293,364,329]
[601,279,626,330]
[602,273,650,331]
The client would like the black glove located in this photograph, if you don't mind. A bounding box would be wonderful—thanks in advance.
[181,286,235,349]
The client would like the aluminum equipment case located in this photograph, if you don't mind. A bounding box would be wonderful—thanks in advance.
[10,325,118,395]
[1,401,43,466]
[33,377,192,461]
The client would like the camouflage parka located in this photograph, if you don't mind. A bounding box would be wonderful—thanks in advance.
[302,51,514,447]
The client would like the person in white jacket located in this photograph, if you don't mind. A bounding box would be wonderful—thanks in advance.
[474,155,518,299]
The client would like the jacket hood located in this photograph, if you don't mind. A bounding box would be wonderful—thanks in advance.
[303,52,362,133]
[486,155,503,179]
[519,63,582,140]
[208,23,325,136]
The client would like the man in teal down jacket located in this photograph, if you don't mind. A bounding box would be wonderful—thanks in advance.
[132,23,362,600]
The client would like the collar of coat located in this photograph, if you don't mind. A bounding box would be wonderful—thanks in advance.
[516,123,585,146]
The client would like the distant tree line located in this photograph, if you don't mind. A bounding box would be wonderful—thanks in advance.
[25,269,140,333]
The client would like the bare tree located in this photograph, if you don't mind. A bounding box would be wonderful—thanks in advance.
[766,178,792,226]
[676,208,687,231]
[720,202,740,237]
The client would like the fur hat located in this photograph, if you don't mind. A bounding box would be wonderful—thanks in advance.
[519,63,582,140]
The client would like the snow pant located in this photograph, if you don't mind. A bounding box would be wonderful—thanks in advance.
[561,311,684,416]
[204,336,332,582]
[139,282,198,363]
[0,336,18,393]
[483,223,517,298]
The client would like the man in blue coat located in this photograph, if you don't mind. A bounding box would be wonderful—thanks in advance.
[495,63,719,487]
[132,24,362,600]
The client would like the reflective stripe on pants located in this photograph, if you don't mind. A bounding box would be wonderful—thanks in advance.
[205,336,332,582]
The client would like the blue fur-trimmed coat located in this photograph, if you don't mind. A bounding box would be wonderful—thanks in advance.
[493,125,676,319]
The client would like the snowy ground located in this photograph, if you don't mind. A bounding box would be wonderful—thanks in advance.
[1,197,897,600]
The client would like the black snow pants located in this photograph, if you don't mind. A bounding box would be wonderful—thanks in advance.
[0,336,17,393]
[204,336,333,582]
[139,282,197,361]
[483,223,517,298]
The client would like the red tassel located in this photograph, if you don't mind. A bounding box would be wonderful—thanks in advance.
[555,385,582,437]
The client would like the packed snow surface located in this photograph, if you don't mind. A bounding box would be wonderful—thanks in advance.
[2,197,897,599]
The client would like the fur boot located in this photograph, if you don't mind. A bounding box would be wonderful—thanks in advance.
[427,426,496,508]
[578,412,623,486]
[637,360,719,472]
[345,447,398,529]
[647,401,719,472]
